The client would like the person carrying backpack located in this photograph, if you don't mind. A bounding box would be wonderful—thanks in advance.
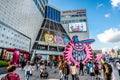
[94,62,100,80]
[1,65,20,80]
[101,58,112,80]
[89,62,95,80]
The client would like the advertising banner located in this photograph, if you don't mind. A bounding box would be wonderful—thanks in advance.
[69,22,87,32]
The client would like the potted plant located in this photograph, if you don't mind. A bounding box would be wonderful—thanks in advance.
[0,60,8,74]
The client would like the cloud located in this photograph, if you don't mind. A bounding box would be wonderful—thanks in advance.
[97,3,104,8]
[104,13,110,18]
[97,28,120,43]
[111,0,120,7]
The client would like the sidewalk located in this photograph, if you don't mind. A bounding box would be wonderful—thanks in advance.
[0,64,120,80]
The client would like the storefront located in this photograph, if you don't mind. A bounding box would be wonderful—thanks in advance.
[0,48,29,64]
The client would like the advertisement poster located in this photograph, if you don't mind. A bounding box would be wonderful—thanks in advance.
[69,22,87,32]
[44,33,54,43]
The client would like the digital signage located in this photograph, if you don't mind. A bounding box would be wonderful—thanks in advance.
[69,22,87,32]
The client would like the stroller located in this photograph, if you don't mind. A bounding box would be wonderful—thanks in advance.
[39,65,48,79]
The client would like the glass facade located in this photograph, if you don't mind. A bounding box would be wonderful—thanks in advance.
[45,6,60,23]
[33,19,70,51]
[33,0,48,16]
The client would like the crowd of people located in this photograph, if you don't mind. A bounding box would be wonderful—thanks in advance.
[1,57,120,80]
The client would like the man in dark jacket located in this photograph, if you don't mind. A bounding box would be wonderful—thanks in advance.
[79,60,84,75]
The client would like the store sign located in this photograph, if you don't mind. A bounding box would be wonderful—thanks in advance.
[63,10,86,14]
[44,33,54,43]
[63,35,95,66]
[0,22,31,52]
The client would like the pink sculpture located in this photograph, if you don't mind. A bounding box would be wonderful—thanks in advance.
[95,53,103,61]
[95,53,109,62]
[63,35,95,66]
[13,50,20,65]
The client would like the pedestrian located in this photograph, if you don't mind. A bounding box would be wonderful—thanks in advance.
[1,65,20,80]
[86,62,90,74]
[79,60,84,75]
[101,58,113,80]
[62,60,69,80]
[94,62,100,80]
[24,61,34,80]
[116,61,120,76]
[70,62,77,80]
[21,58,26,70]
[53,59,58,73]
[89,62,95,80]
[39,62,46,74]
[59,60,63,79]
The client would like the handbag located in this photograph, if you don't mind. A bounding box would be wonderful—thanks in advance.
[30,68,35,74]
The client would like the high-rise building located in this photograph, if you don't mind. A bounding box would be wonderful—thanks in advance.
[61,9,89,40]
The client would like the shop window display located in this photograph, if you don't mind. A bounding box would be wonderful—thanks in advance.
[40,45,48,50]
[58,47,65,52]
[49,46,57,51]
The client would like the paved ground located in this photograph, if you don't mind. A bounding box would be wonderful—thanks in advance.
[0,63,120,80]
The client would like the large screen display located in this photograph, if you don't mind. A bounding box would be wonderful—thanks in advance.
[0,22,31,52]
[69,22,87,32]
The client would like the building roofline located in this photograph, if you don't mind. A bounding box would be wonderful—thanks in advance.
[46,4,61,11]
[62,9,86,13]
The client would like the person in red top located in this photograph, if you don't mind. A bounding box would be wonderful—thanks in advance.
[94,62,100,80]
[4,65,20,80]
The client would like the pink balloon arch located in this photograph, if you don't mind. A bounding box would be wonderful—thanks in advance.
[63,35,95,66]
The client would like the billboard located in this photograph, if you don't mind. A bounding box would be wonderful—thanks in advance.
[69,22,87,32]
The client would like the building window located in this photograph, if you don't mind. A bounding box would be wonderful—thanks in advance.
[72,20,75,23]
[40,45,48,50]
[49,46,57,51]
[58,47,64,52]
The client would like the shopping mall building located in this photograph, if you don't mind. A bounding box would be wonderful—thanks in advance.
[0,0,89,62]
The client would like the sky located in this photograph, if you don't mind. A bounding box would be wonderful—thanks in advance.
[49,0,120,51]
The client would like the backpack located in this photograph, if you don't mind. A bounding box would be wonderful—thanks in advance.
[90,67,94,73]
[105,63,113,74]
[95,65,99,70]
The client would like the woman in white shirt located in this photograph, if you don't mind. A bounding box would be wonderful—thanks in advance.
[24,61,33,80]
[116,61,120,76]
[70,62,78,80]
